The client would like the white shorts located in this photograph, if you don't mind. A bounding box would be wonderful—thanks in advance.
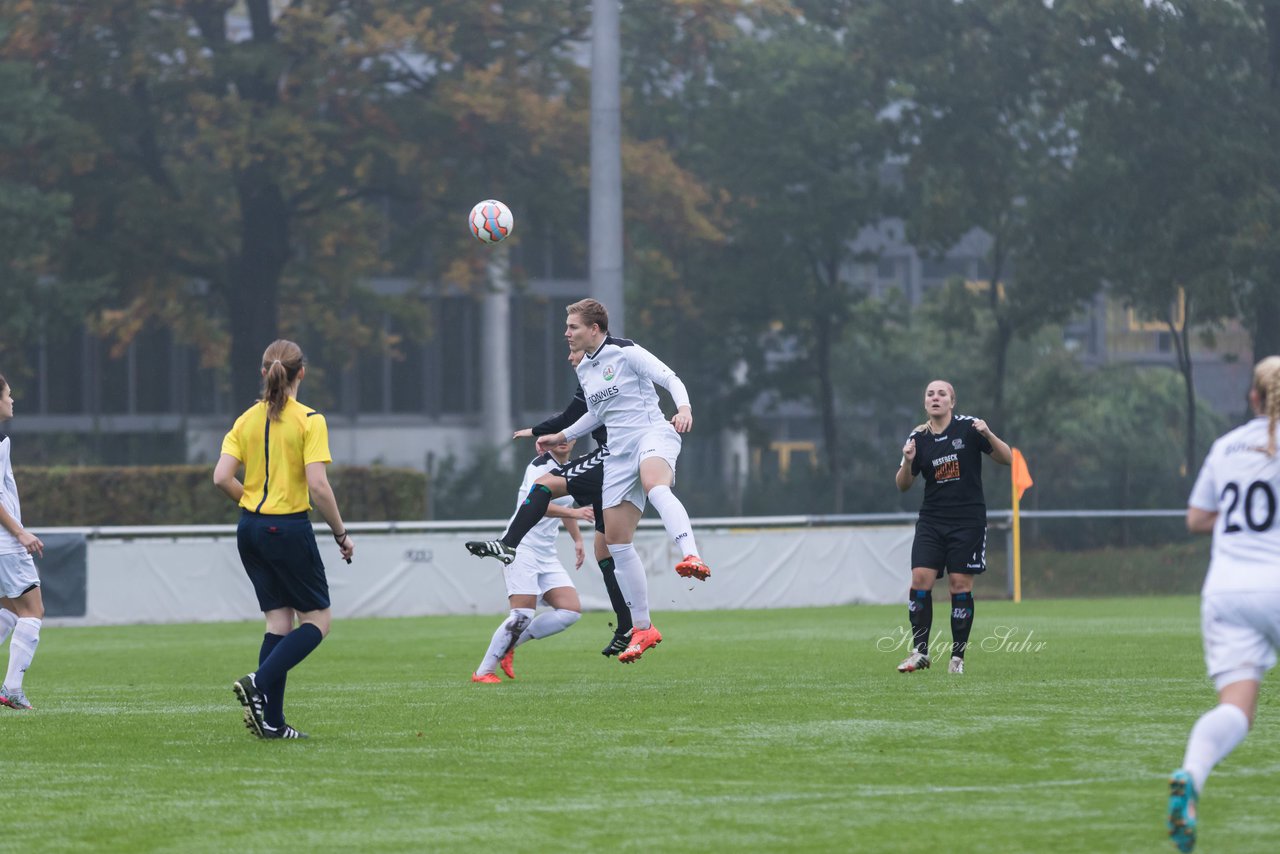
[0,551,40,599]
[1201,592,1280,691]
[601,426,682,511]
[503,548,575,598]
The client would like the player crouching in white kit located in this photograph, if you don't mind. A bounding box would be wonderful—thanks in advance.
[536,298,710,665]
[472,436,591,683]
[1168,356,1280,852]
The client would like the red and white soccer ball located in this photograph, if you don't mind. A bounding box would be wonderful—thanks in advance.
[468,199,514,244]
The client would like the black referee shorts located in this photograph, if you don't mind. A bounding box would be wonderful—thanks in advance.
[910,518,987,576]
[554,446,607,534]
[237,509,331,612]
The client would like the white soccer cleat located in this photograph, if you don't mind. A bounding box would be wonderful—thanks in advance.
[897,651,931,673]
[948,656,965,675]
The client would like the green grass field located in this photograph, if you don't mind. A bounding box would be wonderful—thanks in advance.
[4,598,1277,853]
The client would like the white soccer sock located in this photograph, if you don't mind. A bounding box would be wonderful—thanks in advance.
[647,484,700,557]
[477,609,534,675]
[515,609,581,647]
[4,617,40,691]
[0,608,17,645]
[1182,702,1251,793]
[607,543,651,630]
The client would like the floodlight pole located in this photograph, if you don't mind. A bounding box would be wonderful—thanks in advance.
[591,0,625,335]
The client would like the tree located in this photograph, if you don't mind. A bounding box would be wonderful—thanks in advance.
[0,49,80,377]
[663,4,894,512]
[1072,0,1257,478]
[1012,356,1221,513]
[870,0,1099,429]
[0,2,458,404]
[1229,0,1280,360]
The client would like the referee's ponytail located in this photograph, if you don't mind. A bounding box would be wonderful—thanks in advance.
[260,339,305,421]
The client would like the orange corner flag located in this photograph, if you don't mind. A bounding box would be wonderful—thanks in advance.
[1012,448,1034,502]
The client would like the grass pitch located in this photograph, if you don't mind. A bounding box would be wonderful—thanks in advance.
[5,598,1277,852]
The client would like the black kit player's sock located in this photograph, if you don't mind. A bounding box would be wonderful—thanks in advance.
[501,484,553,549]
[597,556,633,634]
[256,623,323,727]
[908,588,932,656]
[951,592,974,660]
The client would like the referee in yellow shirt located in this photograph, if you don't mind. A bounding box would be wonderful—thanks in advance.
[215,339,355,740]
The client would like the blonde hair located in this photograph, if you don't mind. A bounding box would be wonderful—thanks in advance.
[1255,355,1280,456]
[260,339,305,422]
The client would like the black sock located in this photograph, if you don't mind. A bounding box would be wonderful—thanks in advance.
[908,588,932,655]
[501,485,553,548]
[951,592,974,660]
[258,633,287,726]
[597,556,632,634]
[257,623,323,728]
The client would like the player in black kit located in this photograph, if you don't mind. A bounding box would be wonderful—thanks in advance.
[466,351,633,656]
[894,379,1012,675]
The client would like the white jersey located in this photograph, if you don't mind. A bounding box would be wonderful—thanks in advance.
[562,336,690,443]
[0,434,26,557]
[508,453,576,559]
[1188,417,1280,594]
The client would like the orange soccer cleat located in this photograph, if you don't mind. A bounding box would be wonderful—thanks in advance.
[499,649,516,680]
[675,555,710,581]
[618,625,663,663]
[471,672,501,684]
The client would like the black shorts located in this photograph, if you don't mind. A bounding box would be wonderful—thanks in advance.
[237,509,331,612]
[910,518,987,575]
[554,446,607,534]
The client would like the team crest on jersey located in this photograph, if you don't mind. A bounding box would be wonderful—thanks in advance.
[953,438,965,450]
[602,364,616,381]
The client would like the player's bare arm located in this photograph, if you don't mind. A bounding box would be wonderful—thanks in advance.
[896,438,917,492]
[974,419,1013,466]
[671,405,693,433]
[212,453,245,503]
[536,431,567,453]
[1186,506,1217,534]
[563,518,586,569]
[307,461,355,563]
[543,503,594,522]
[0,503,42,558]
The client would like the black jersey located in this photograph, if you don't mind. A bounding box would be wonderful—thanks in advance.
[532,384,609,448]
[906,415,995,525]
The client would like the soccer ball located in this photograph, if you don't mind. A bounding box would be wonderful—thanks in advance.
[468,199,514,244]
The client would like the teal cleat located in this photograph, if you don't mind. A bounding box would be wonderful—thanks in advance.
[1167,769,1197,852]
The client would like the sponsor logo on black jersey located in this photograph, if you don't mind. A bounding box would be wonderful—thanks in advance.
[588,385,620,405]
[953,438,965,449]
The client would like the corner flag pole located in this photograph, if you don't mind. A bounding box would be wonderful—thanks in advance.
[1010,448,1034,604]
[1012,474,1023,604]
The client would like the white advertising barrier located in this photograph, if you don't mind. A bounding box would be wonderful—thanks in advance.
[66,523,914,626]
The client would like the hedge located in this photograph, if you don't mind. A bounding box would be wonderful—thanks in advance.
[15,465,427,527]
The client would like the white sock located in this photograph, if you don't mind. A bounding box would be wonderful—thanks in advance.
[0,609,17,645]
[515,609,581,647]
[477,609,534,675]
[4,617,40,692]
[607,543,651,630]
[1182,702,1251,793]
[647,484,700,557]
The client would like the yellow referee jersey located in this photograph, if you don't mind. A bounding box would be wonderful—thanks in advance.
[220,398,333,515]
